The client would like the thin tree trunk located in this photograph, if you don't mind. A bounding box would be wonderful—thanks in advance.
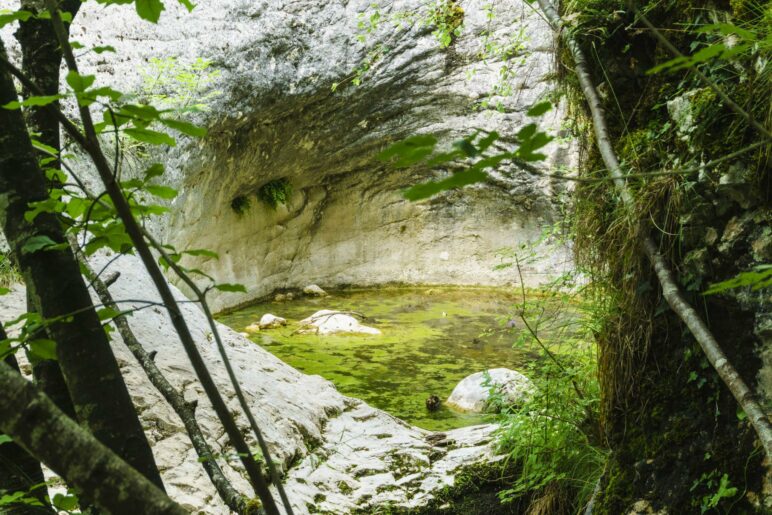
[15,0,80,429]
[0,351,53,514]
[0,359,187,515]
[35,6,284,512]
[536,0,772,458]
[75,251,251,514]
[0,37,165,489]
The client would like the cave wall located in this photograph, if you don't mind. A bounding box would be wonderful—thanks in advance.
[46,0,576,311]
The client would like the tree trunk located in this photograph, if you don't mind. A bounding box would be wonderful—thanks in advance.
[15,0,80,425]
[0,351,53,515]
[0,37,165,490]
[0,359,186,515]
[14,0,81,164]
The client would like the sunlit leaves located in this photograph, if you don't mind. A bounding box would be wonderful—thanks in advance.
[65,70,96,92]
[380,111,553,201]
[123,127,177,146]
[648,22,768,74]
[28,339,57,361]
[2,95,63,110]
[377,135,437,168]
[135,0,165,22]
[161,117,207,137]
[526,101,552,117]
[704,265,772,295]
[0,9,32,28]
[20,235,59,255]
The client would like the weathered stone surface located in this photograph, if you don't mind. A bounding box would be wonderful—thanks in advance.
[259,313,287,329]
[298,310,381,335]
[0,254,496,513]
[446,368,533,413]
[302,284,328,297]
[4,0,579,312]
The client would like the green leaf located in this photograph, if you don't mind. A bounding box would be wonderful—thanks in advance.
[2,94,63,110]
[0,10,32,28]
[214,283,247,293]
[183,248,219,259]
[31,139,59,156]
[145,184,178,199]
[29,339,57,361]
[526,101,552,117]
[161,117,207,137]
[0,434,12,445]
[135,0,165,22]
[96,307,121,321]
[143,163,165,180]
[378,135,438,168]
[21,235,57,255]
[93,45,117,54]
[65,70,96,92]
[177,0,195,11]
[403,169,488,201]
[123,128,177,146]
[52,493,79,511]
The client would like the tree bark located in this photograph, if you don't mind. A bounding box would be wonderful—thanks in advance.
[14,0,81,162]
[0,352,53,515]
[15,0,81,425]
[0,359,186,515]
[76,254,251,514]
[536,0,772,459]
[0,37,165,489]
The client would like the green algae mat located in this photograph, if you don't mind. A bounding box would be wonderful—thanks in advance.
[218,287,561,431]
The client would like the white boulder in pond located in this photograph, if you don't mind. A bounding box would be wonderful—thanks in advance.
[302,284,328,297]
[259,313,287,329]
[298,310,381,335]
[447,369,534,413]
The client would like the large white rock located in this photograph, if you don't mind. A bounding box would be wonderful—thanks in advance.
[0,254,496,513]
[446,368,534,413]
[259,313,287,329]
[298,310,381,335]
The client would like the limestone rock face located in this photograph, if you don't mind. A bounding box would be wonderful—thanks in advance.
[446,368,533,413]
[259,313,287,329]
[0,254,495,514]
[298,310,381,335]
[36,0,577,312]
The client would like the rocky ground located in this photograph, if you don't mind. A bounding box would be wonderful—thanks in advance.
[0,253,500,514]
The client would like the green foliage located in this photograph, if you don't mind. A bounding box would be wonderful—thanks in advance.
[136,56,222,113]
[257,178,292,209]
[0,252,21,288]
[425,0,464,48]
[378,102,553,200]
[704,264,772,294]
[230,195,252,215]
[690,471,738,513]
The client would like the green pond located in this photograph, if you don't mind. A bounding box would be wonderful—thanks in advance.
[218,287,565,431]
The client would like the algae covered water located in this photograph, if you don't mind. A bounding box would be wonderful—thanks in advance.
[218,287,553,431]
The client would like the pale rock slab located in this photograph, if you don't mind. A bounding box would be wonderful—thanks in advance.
[0,254,497,513]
